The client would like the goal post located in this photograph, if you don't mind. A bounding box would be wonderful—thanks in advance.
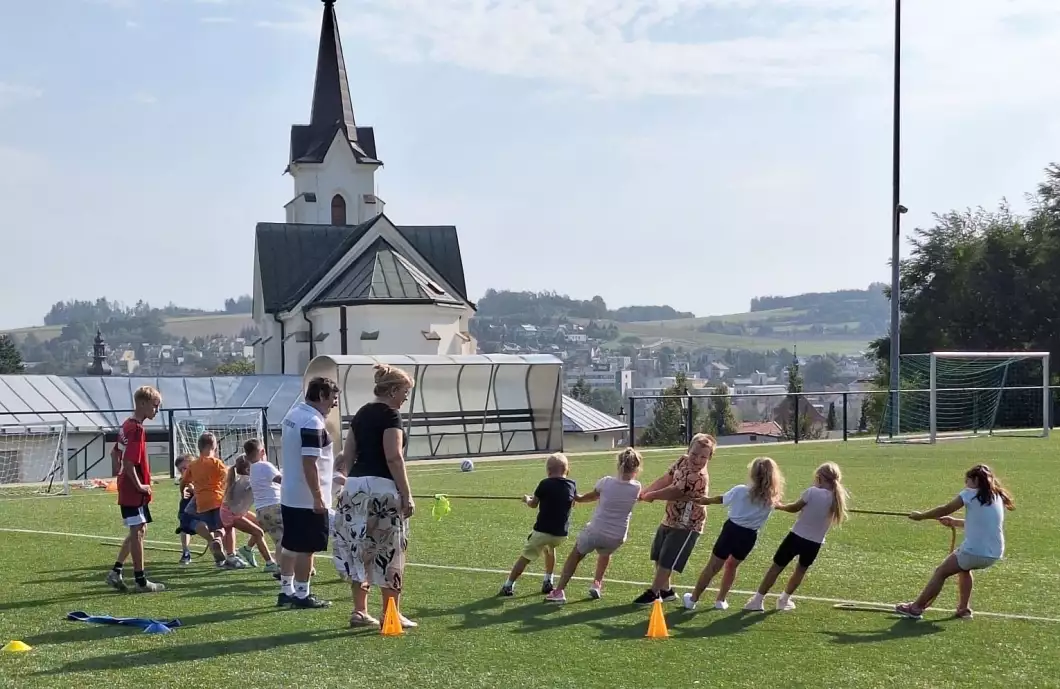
[171,409,268,466]
[879,351,1050,444]
[0,422,70,498]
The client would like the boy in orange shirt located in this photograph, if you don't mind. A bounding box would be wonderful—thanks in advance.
[185,432,243,568]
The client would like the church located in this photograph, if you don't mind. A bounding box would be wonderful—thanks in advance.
[252,0,477,375]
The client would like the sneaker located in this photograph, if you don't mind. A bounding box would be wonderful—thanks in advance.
[588,580,602,600]
[399,614,419,629]
[682,592,697,611]
[134,580,166,593]
[349,611,380,628]
[776,596,796,612]
[660,588,677,602]
[544,589,567,604]
[179,552,192,566]
[541,579,554,595]
[238,545,258,568]
[290,594,332,609]
[224,555,248,569]
[633,589,660,606]
[714,600,729,611]
[263,561,280,575]
[498,584,514,597]
[105,570,127,592]
[743,595,765,612]
[955,608,974,620]
[276,592,293,607]
[895,603,924,620]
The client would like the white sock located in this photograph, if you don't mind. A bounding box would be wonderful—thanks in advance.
[294,580,310,599]
[750,593,764,601]
[543,573,553,584]
[504,579,515,588]
[779,593,791,602]
[280,574,295,596]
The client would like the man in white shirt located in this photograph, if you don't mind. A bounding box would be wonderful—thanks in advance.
[276,376,339,609]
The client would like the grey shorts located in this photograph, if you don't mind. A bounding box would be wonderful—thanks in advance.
[956,549,998,572]
[650,525,700,574]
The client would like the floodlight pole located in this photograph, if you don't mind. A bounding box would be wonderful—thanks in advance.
[888,0,904,438]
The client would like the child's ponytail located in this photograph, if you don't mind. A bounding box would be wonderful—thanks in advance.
[966,464,1015,510]
[815,462,849,524]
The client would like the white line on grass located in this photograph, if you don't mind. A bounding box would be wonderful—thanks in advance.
[2,526,1057,624]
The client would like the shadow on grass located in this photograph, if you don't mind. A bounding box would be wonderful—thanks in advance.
[821,618,946,644]
[36,627,351,676]
[21,606,279,646]
[674,609,778,638]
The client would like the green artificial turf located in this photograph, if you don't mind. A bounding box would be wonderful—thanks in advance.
[1,438,1058,688]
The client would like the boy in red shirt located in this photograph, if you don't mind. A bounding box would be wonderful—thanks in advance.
[106,385,165,593]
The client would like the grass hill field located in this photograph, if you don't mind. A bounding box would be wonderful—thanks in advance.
[2,313,254,342]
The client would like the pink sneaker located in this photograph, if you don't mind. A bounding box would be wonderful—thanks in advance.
[895,603,924,620]
[544,589,567,604]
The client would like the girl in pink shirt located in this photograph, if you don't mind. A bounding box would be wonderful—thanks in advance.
[544,448,643,603]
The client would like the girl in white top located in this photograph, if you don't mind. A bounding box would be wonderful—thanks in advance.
[544,448,643,604]
[745,461,848,612]
[896,464,1014,620]
[683,457,784,611]
[221,454,278,572]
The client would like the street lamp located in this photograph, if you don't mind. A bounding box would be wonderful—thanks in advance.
[888,0,904,438]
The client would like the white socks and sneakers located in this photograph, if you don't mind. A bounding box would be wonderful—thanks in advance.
[743,593,796,611]
[682,593,731,611]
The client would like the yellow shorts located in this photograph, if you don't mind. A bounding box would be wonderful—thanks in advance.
[521,530,566,561]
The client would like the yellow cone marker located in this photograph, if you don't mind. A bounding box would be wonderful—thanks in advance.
[381,597,404,636]
[2,640,31,653]
[645,599,669,639]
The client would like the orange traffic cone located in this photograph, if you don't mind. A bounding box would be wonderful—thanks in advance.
[104,480,118,493]
[381,596,403,636]
[645,598,669,639]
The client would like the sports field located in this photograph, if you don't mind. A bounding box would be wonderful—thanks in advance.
[1,438,1058,689]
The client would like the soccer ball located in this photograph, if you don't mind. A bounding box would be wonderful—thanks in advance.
[460,459,474,473]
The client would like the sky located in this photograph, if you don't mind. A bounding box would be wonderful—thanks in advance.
[2,0,1060,329]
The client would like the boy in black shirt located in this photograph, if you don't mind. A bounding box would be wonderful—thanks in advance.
[499,453,577,596]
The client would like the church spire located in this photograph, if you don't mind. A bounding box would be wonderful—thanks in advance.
[310,0,356,138]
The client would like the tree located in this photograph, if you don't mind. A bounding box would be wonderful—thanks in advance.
[778,354,822,440]
[569,377,592,403]
[707,383,739,436]
[642,373,695,447]
[588,387,622,416]
[0,335,25,374]
[215,359,254,376]
[826,401,837,431]
[803,357,839,390]
[858,404,868,433]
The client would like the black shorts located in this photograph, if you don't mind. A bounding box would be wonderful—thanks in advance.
[772,532,822,569]
[176,497,196,535]
[191,508,223,533]
[120,504,152,527]
[711,519,758,562]
[280,505,330,554]
[649,524,700,574]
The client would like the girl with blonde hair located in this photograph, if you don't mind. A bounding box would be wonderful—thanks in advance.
[545,448,644,604]
[333,364,418,628]
[683,456,785,611]
[745,461,848,612]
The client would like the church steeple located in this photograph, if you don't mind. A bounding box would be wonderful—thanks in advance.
[86,329,112,377]
[310,0,356,138]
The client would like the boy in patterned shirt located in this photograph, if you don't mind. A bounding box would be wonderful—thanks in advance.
[106,385,165,593]
[635,433,716,605]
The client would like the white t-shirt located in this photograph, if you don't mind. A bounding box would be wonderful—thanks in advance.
[249,460,282,509]
[791,486,836,544]
[958,487,1005,558]
[584,476,642,542]
[280,401,335,510]
[723,484,774,531]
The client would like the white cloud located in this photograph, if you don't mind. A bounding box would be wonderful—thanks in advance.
[132,92,158,105]
[0,82,43,110]
[125,19,140,28]
[261,0,1060,104]
[200,16,236,24]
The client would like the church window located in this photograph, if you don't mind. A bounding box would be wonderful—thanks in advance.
[331,194,347,225]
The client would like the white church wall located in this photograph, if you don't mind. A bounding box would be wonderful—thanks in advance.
[289,131,380,226]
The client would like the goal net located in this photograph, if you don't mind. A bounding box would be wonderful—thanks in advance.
[172,410,267,466]
[0,423,69,498]
[877,352,1050,444]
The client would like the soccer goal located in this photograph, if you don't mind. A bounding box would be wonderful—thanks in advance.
[171,410,266,466]
[878,351,1050,444]
[0,423,70,498]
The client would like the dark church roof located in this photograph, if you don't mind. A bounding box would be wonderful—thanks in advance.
[289,1,379,166]
[255,218,471,314]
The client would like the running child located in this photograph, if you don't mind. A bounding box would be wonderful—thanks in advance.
[635,433,715,606]
[744,461,848,612]
[185,432,243,568]
[221,453,278,573]
[174,454,197,565]
[499,453,577,596]
[896,464,1014,620]
[545,448,643,604]
[683,456,784,611]
[106,385,165,593]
